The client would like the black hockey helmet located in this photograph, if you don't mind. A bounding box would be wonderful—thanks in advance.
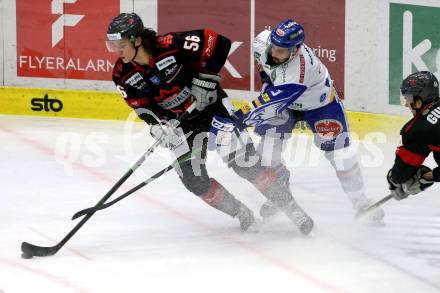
[106,13,144,52]
[107,13,144,41]
[400,71,439,104]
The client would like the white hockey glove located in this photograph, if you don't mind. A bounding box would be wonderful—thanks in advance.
[190,73,221,111]
[261,82,272,93]
[150,120,180,147]
[387,166,434,200]
[150,120,190,158]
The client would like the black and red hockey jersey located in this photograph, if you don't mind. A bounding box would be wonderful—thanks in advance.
[111,29,231,124]
[391,98,440,183]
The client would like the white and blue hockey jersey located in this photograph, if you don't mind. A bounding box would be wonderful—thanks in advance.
[253,29,335,111]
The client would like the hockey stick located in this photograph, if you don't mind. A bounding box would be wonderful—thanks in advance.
[355,193,393,219]
[71,149,199,219]
[74,130,255,219]
[21,103,196,258]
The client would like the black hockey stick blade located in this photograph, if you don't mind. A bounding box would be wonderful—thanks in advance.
[71,149,199,220]
[71,167,168,220]
[19,104,198,259]
[21,241,60,257]
[71,176,153,220]
[355,194,393,219]
[72,207,100,220]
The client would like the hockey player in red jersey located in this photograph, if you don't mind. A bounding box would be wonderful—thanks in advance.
[106,13,314,234]
[387,71,439,200]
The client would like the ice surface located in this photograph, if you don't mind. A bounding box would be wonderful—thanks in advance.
[1,115,439,293]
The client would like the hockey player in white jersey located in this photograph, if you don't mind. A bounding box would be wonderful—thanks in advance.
[235,19,385,223]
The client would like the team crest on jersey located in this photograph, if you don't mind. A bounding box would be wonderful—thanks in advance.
[314,119,343,139]
[243,98,290,127]
[149,76,161,85]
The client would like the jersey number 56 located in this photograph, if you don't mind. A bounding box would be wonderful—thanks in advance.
[183,35,200,51]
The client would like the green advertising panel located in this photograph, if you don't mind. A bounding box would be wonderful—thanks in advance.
[389,3,440,104]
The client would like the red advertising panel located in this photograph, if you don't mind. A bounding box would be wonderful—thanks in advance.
[255,0,345,96]
[159,0,345,94]
[16,0,344,92]
[158,0,251,90]
[16,0,119,80]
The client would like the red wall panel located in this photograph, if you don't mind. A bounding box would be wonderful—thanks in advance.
[255,0,345,95]
[15,0,344,94]
[16,0,119,80]
[158,0,251,90]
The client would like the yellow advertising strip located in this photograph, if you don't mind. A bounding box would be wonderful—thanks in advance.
[0,86,134,121]
[345,111,407,139]
[0,86,408,140]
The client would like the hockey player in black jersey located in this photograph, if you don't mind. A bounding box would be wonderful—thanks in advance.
[105,13,314,234]
[387,71,440,200]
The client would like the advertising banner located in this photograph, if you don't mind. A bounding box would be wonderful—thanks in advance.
[16,0,119,80]
[0,1,3,86]
[255,0,345,97]
[389,3,440,105]
[158,0,345,94]
[0,87,131,120]
[158,0,250,90]
[7,0,350,120]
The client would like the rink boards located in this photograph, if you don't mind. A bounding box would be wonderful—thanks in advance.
[0,86,408,139]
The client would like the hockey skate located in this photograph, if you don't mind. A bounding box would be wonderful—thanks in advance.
[355,198,385,226]
[255,171,313,234]
[259,200,280,221]
[236,206,262,232]
[200,179,262,232]
[283,200,314,235]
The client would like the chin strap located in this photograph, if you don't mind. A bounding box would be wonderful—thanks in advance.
[129,44,141,62]
[409,99,436,115]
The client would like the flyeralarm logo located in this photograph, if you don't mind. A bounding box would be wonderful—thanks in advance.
[16,0,120,80]
[51,0,84,47]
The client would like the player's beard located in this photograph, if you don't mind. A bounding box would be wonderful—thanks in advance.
[272,57,285,64]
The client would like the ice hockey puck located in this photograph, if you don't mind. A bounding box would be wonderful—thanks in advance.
[21,253,33,259]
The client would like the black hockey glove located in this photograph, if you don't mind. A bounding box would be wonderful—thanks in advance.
[387,165,434,200]
[258,70,273,93]
[190,73,221,111]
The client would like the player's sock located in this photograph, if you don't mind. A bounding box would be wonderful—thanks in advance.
[201,179,260,231]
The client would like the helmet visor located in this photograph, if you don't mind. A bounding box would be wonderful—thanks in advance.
[400,92,415,106]
[105,39,132,52]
